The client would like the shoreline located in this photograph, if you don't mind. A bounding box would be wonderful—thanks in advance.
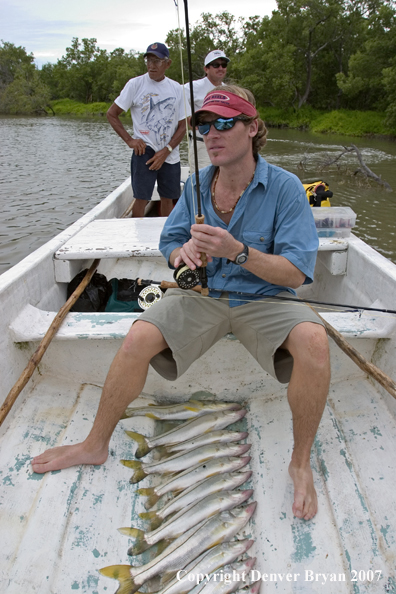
[2,100,396,140]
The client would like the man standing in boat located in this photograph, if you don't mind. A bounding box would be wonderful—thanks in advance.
[32,86,330,522]
[107,42,189,217]
[184,49,229,168]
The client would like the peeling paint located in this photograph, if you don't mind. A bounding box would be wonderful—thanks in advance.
[370,426,383,438]
[291,523,317,562]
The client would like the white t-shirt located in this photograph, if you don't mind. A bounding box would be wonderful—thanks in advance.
[184,77,223,140]
[115,73,189,164]
[183,76,216,113]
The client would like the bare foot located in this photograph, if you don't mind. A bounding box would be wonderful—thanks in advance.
[288,460,318,520]
[31,441,108,474]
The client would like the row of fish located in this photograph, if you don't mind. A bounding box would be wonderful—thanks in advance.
[100,399,258,594]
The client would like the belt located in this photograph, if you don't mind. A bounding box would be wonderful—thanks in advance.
[189,132,204,142]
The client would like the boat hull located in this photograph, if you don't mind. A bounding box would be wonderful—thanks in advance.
[0,175,395,593]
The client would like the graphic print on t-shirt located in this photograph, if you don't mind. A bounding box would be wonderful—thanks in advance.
[139,93,176,145]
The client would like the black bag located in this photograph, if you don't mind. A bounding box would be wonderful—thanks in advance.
[105,278,144,313]
[67,270,112,312]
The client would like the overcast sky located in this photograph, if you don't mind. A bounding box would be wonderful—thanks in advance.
[1,0,277,67]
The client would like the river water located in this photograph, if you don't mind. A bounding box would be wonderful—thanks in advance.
[1,116,395,275]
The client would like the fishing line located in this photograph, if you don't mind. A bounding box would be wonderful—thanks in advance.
[137,278,396,317]
[174,0,197,216]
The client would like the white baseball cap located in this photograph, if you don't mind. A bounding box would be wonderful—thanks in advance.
[204,50,230,66]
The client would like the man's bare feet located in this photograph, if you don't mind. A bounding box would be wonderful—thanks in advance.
[288,460,318,520]
[31,442,108,474]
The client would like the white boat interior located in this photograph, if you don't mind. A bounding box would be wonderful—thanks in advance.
[0,173,395,593]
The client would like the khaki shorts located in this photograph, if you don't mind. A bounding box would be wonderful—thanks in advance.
[138,289,324,384]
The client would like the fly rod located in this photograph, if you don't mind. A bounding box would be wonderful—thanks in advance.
[183,0,209,295]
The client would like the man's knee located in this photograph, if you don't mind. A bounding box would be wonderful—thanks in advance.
[285,322,329,369]
[122,320,168,358]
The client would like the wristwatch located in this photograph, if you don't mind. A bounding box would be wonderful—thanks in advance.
[229,243,249,265]
[166,144,173,153]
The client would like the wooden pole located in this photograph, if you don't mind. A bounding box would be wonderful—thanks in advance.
[0,196,137,427]
[0,259,101,427]
[308,305,396,400]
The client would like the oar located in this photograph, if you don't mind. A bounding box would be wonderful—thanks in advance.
[0,198,136,428]
[307,305,396,400]
[0,259,101,428]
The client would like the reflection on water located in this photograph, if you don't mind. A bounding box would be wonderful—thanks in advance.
[0,117,395,274]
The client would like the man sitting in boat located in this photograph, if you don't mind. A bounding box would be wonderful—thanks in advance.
[184,49,229,168]
[107,42,189,217]
[32,86,330,522]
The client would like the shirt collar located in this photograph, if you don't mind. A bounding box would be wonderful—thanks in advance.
[192,155,268,193]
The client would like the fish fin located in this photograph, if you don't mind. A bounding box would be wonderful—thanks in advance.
[184,400,203,412]
[118,527,143,538]
[142,491,160,509]
[98,565,137,594]
[159,571,178,586]
[159,568,177,584]
[156,539,172,556]
[128,536,151,556]
[124,431,150,458]
[145,412,160,420]
[143,576,162,592]
[155,445,171,458]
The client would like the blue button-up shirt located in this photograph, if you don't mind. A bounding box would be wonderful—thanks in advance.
[159,156,319,307]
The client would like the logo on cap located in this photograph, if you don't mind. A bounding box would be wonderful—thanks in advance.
[203,93,231,105]
[150,44,158,50]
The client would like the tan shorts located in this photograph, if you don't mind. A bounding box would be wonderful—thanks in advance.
[138,289,324,384]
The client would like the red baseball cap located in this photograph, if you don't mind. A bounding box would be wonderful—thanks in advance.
[195,90,257,119]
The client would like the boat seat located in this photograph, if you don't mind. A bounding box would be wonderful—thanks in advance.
[9,303,395,343]
[53,219,351,282]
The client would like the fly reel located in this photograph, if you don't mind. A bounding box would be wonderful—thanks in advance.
[173,264,200,290]
[138,285,164,310]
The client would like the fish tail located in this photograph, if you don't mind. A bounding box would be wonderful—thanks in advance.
[147,494,160,509]
[98,565,137,594]
[135,487,154,496]
[124,430,150,458]
[155,445,171,458]
[128,536,151,556]
[138,510,162,530]
[120,459,147,483]
[118,527,143,538]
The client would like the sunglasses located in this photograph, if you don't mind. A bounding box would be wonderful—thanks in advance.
[208,62,228,69]
[144,57,166,66]
[197,116,244,135]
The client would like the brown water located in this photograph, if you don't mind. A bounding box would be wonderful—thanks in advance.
[1,116,395,274]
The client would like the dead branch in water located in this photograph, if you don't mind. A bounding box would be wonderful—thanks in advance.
[301,144,392,191]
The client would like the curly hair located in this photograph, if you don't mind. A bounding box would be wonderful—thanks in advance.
[213,84,267,157]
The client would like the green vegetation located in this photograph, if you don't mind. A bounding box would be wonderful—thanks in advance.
[2,0,396,137]
[260,107,395,136]
[50,99,111,116]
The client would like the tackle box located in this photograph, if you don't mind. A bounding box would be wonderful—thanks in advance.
[312,207,357,238]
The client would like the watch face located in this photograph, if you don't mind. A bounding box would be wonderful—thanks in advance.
[236,253,248,265]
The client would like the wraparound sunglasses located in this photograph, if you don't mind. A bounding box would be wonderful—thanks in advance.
[197,116,245,135]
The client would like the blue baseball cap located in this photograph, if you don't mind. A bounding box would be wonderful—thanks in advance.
[144,43,169,59]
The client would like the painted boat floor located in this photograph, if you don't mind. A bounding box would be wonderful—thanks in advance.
[0,376,395,594]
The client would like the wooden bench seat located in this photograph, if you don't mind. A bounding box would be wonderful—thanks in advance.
[53,218,351,281]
